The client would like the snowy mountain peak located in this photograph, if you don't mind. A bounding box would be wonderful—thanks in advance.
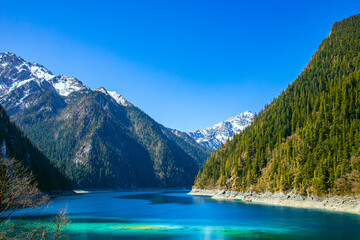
[0,52,89,99]
[238,110,253,117]
[0,52,21,60]
[187,111,254,150]
[107,90,132,106]
[0,52,24,69]
[0,52,133,113]
[93,87,132,107]
[48,75,89,96]
[0,52,16,59]
[29,63,54,81]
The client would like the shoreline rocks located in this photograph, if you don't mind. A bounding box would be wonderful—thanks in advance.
[189,189,360,214]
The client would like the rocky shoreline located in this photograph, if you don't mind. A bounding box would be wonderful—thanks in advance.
[189,189,360,214]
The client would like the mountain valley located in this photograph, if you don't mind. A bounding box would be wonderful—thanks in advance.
[0,52,211,188]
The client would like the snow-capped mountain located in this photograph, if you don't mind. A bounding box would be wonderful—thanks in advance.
[0,52,210,188]
[0,52,90,96]
[188,111,254,150]
[0,52,130,111]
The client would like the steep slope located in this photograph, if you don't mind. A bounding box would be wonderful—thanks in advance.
[188,111,254,149]
[165,128,213,165]
[0,104,70,191]
[194,15,360,196]
[0,52,210,188]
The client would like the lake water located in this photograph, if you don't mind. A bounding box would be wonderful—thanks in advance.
[16,190,360,239]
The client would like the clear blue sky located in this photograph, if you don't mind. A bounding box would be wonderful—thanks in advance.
[1,1,359,131]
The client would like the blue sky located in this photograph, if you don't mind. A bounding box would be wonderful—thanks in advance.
[1,0,360,131]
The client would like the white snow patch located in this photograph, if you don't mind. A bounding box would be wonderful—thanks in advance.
[30,65,54,81]
[50,76,88,96]
[107,90,131,106]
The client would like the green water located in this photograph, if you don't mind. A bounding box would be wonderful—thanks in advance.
[11,190,360,239]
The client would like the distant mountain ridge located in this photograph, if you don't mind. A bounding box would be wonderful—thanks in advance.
[188,111,254,150]
[0,52,210,188]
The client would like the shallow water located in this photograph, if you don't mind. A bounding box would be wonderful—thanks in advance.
[14,190,360,239]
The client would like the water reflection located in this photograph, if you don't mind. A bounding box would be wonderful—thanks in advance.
[116,190,209,205]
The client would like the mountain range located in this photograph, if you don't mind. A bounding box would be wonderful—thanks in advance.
[0,52,211,188]
[187,111,254,150]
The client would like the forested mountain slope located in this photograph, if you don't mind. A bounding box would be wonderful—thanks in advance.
[194,14,360,196]
[0,104,70,191]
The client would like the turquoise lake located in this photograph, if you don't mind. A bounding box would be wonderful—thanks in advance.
[16,190,360,239]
